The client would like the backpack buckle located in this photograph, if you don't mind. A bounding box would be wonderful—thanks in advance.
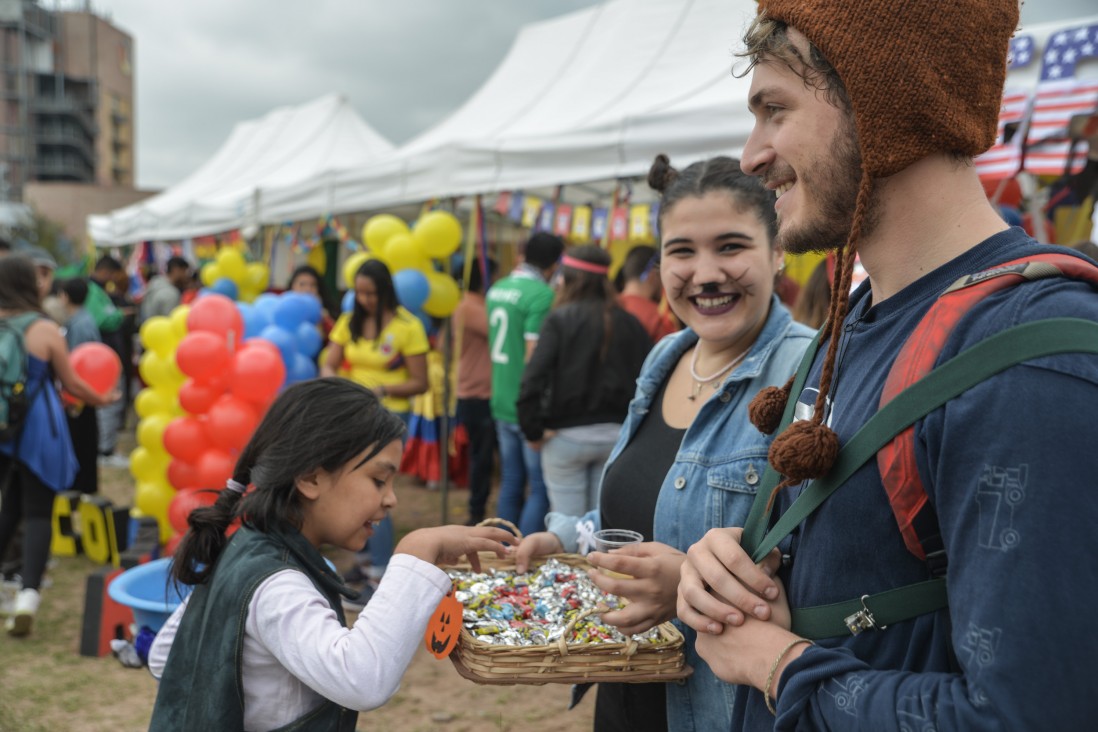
[844,595,887,635]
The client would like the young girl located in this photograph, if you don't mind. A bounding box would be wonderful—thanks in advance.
[147,378,513,731]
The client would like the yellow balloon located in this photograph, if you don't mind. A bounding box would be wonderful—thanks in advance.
[136,414,171,454]
[383,234,430,273]
[134,481,177,542]
[423,272,460,318]
[130,446,169,484]
[343,251,373,289]
[238,286,260,303]
[200,262,222,287]
[139,316,177,358]
[244,262,270,291]
[134,387,175,419]
[216,247,248,282]
[362,214,410,254]
[306,245,327,276]
[413,211,463,259]
[169,304,190,339]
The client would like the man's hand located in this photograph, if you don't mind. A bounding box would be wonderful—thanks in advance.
[677,527,783,634]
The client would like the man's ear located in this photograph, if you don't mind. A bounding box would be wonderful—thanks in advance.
[295,471,323,500]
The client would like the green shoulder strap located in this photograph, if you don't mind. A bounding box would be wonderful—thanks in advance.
[740,318,1098,639]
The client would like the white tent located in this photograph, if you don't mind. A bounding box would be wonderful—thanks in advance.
[88,94,395,245]
[261,0,760,216]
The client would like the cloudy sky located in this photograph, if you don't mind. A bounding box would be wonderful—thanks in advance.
[55,0,1098,190]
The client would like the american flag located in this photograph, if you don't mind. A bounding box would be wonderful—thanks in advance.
[1023,23,1098,176]
[974,35,1036,181]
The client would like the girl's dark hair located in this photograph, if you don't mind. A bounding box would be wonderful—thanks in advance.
[288,264,336,316]
[614,245,658,292]
[648,153,778,244]
[171,378,407,586]
[791,258,832,330]
[554,244,618,362]
[0,255,45,313]
[349,259,399,342]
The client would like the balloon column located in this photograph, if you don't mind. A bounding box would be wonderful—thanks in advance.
[199,246,270,303]
[130,293,301,545]
[349,210,464,322]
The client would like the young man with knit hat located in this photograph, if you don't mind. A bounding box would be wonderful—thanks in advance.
[676,1,1098,729]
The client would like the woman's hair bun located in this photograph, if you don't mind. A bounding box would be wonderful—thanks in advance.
[647,153,679,193]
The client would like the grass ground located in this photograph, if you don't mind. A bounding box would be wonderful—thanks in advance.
[0,427,594,731]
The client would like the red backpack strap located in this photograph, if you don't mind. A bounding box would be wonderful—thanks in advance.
[878,253,1098,561]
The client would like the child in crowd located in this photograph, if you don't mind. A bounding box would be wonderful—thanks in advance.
[147,377,512,731]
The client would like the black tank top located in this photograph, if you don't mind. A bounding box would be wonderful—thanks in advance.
[599,377,686,540]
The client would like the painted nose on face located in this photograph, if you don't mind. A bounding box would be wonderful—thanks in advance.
[692,251,728,287]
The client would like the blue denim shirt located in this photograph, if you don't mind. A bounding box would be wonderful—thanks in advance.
[546,297,814,732]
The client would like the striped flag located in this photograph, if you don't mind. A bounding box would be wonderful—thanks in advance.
[1023,23,1098,177]
[974,89,1032,180]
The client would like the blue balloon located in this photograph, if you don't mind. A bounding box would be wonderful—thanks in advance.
[393,269,430,311]
[341,290,355,314]
[296,321,323,358]
[209,277,239,300]
[287,352,318,383]
[258,325,297,366]
[254,292,281,318]
[238,302,271,340]
[274,292,322,329]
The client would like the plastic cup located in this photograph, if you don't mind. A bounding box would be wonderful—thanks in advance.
[592,529,643,578]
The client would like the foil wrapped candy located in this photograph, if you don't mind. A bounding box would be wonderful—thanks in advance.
[448,558,665,647]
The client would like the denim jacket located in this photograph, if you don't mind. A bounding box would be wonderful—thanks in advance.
[546,297,813,732]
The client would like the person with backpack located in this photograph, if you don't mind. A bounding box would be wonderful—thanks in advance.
[675,2,1098,729]
[0,255,118,636]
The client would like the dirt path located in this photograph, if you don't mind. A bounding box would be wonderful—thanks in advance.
[0,461,595,731]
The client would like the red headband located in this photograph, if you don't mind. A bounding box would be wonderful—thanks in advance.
[561,255,609,275]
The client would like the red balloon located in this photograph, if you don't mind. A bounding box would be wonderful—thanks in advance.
[187,294,244,348]
[167,459,199,491]
[168,487,219,534]
[178,379,223,415]
[70,343,122,396]
[195,449,236,489]
[232,343,286,404]
[204,395,259,451]
[163,416,210,463]
[175,331,231,382]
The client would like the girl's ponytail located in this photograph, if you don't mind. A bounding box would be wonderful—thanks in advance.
[170,461,253,587]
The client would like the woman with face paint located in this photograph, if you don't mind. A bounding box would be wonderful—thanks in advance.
[514,155,815,732]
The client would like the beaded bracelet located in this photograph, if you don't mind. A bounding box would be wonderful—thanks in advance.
[765,638,813,716]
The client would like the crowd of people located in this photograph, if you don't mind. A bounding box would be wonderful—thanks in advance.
[3,0,1098,728]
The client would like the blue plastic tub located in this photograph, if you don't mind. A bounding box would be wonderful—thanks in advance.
[108,557,192,632]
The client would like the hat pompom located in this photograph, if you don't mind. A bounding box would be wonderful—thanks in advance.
[749,379,793,434]
[768,420,840,481]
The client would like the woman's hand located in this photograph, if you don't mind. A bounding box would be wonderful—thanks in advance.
[677,527,784,634]
[586,541,685,636]
[394,525,515,572]
[513,531,564,573]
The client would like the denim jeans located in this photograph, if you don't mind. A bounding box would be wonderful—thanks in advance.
[494,420,548,536]
[96,373,125,455]
[541,430,617,517]
[456,398,495,523]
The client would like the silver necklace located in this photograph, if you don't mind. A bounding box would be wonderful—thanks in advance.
[688,344,748,401]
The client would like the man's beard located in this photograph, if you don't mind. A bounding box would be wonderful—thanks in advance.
[775,116,879,255]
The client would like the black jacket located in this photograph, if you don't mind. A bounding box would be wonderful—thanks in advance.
[517,302,652,442]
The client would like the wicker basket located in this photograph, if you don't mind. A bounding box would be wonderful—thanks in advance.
[447,525,689,685]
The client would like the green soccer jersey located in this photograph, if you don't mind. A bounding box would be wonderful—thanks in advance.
[485,268,554,423]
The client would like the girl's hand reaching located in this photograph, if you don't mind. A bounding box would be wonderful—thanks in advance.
[395,526,516,572]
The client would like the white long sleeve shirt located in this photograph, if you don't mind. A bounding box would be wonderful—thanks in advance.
[148,553,450,732]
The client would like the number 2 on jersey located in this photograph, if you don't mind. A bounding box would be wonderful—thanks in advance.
[489,308,509,364]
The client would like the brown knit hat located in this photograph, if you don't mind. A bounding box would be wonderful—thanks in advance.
[747,0,1019,491]
[759,0,1018,177]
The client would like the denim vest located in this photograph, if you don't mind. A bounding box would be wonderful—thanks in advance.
[150,527,358,732]
[546,298,814,732]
